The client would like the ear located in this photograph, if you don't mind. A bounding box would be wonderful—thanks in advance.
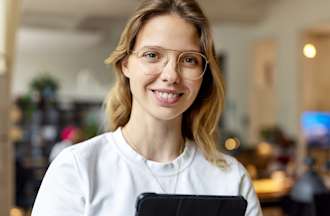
[121,57,130,78]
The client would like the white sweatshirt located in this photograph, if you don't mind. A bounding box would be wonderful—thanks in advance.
[32,128,262,216]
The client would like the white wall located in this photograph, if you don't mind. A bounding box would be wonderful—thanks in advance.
[212,24,254,142]
[13,27,118,102]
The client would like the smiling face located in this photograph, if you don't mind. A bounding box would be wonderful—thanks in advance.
[122,14,203,122]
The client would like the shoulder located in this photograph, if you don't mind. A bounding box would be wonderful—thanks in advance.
[192,148,254,190]
[221,153,248,178]
[51,130,120,174]
[68,132,113,159]
[194,149,247,180]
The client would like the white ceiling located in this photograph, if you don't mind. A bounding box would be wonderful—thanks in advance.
[21,0,279,30]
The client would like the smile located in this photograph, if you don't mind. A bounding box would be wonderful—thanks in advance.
[151,89,184,105]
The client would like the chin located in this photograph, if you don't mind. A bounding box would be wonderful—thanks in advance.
[150,109,184,122]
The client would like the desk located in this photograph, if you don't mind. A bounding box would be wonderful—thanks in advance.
[253,178,293,216]
[253,178,293,200]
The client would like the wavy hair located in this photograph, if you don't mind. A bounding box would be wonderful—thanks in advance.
[104,0,226,167]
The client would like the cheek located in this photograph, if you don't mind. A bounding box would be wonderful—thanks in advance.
[185,80,202,96]
[129,72,158,92]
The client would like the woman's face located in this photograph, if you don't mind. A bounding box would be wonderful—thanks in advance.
[122,14,203,121]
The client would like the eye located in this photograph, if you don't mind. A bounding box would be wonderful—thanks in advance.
[181,54,200,66]
[183,56,197,64]
[141,50,161,62]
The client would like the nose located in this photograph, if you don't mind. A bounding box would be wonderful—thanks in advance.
[160,56,180,84]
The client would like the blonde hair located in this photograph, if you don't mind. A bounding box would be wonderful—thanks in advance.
[104,0,227,167]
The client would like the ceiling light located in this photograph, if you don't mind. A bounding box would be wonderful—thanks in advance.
[303,43,317,59]
[225,137,240,151]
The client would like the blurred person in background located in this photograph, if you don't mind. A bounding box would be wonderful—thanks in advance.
[31,0,262,215]
[49,125,82,162]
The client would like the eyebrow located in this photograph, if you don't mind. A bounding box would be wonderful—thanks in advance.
[140,45,202,53]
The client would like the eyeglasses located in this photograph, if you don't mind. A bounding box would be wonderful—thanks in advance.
[129,46,208,80]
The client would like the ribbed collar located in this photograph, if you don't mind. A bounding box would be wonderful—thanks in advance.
[108,127,196,177]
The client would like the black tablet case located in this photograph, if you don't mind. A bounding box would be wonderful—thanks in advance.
[135,193,247,216]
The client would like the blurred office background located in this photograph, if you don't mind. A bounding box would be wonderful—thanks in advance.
[1,0,330,215]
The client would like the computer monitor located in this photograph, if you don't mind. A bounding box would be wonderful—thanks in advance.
[301,111,330,148]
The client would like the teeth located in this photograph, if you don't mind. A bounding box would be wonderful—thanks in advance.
[155,91,180,99]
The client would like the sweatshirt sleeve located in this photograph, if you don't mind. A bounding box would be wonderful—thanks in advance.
[237,163,263,216]
[31,148,86,216]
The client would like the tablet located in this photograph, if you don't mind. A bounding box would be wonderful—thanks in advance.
[135,193,247,216]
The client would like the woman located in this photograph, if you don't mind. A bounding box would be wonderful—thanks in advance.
[32,0,262,215]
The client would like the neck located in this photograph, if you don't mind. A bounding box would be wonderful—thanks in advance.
[122,113,185,163]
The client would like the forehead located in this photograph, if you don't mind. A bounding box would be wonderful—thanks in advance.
[134,14,201,52]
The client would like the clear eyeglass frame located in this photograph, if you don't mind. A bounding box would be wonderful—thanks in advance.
[129,46,209,80]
